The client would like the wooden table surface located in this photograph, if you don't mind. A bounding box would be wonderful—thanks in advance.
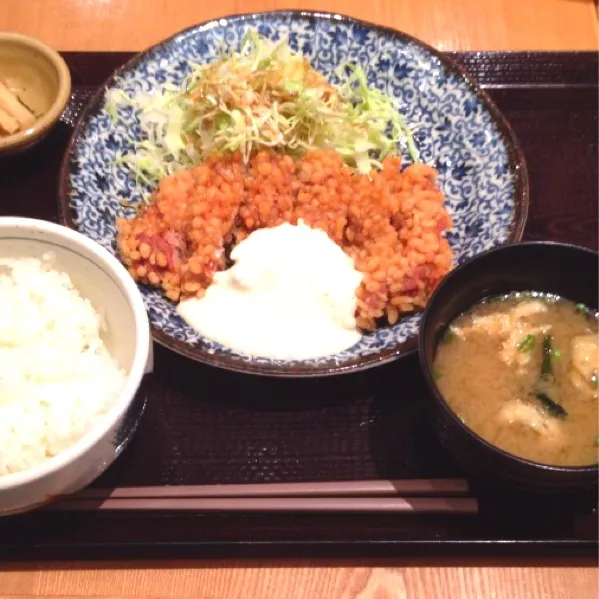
[1,0,598,597]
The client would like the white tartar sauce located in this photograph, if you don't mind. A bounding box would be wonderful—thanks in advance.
[176,221,364,360]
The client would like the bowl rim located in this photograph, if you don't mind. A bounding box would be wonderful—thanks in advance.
[419,239,599,474]
[0,32,72,151]
[57,9,529,378]
[0,217,151,491]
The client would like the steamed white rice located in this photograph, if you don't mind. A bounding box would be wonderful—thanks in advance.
[0,257,126,476]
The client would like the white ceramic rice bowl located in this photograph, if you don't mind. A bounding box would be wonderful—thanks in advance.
[0,217,152,515]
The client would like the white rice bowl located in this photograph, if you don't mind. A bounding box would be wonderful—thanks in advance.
[0,217,151,516]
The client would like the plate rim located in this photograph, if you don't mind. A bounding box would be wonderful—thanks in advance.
[58,9,530,378]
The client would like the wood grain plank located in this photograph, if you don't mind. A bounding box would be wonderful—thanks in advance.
[3,0,599,52]
[1,559,597,598]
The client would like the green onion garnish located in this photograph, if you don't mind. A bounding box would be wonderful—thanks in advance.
[517,334,535,352]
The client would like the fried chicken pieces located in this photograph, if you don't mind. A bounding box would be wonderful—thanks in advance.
[116,149,453,329]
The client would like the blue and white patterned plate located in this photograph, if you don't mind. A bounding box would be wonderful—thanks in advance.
[59,11,528,377]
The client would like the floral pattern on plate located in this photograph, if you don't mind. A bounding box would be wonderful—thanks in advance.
[60,11,528,376]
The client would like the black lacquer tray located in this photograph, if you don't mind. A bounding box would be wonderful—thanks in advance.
[0,51,596,560]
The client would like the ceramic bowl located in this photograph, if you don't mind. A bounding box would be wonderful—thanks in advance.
[0,32,71,155]
[59,10,528,377]
[419,241,599,494]
[0,218,152,515]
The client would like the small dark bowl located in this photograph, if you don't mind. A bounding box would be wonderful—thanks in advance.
[419,241,598,494]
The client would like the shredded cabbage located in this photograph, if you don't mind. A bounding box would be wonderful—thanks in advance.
[106,31,420,181]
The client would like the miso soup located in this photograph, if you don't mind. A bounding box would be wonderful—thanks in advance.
[433,293,598,466]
